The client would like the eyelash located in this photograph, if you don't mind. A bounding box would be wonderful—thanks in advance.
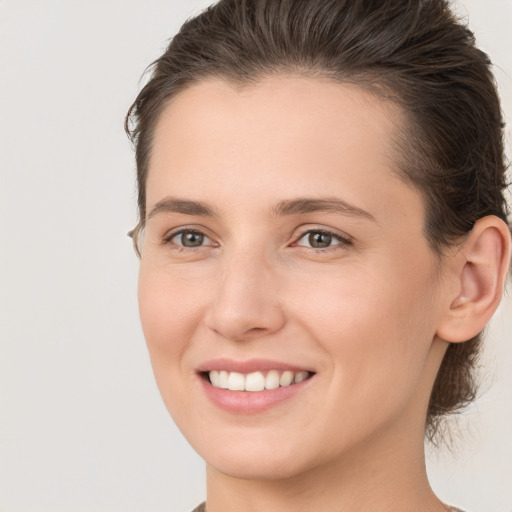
[163,227,353,253]
[293,229,353,252]
[163,229,217,250]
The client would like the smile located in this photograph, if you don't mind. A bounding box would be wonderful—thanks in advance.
[208,370,312,392]
[198,359,316,413]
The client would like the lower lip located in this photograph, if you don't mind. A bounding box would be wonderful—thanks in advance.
[199,375,313,414]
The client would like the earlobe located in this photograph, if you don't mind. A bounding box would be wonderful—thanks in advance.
[437,216,511,343]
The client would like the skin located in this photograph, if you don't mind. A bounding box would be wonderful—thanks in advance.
[137,76,506,512]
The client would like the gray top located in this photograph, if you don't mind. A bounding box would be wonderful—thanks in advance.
[192,503,465,511]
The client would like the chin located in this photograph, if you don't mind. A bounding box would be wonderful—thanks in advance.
[207,452,310,482]
[195,433,315,481]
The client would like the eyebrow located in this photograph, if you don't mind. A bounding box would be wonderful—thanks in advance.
[272,197,376,221]
[147,197,218,220]
[147,195,375,222]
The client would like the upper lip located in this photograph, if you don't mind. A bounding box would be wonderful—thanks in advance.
[197,358,314,374]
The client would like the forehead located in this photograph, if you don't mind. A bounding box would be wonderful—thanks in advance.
[147,75,423,229]
[151,75,402,165]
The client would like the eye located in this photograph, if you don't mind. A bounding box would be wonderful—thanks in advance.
[294,229,351,250]
[167,229,213,248]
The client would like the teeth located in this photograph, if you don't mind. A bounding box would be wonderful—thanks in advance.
[218,370,229,389]
[265,370,280,390]
[245,372,265,392]
[208,370,311,391]
[210,370,219,386]
[294,371,309,384]
[227,372,245,391]
[280,371,294,386]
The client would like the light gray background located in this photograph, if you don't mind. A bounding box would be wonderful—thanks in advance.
[0,1,510,511]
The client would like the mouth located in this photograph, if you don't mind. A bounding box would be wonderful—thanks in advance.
[197,359,316,413]
[201,369,314,392]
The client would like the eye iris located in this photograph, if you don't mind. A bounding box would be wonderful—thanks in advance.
[309,232,332,248]
[181,231,204,247]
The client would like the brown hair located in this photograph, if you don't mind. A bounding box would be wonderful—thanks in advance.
[125,0,510,440]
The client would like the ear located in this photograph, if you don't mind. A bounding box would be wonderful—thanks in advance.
[436,215,511,343]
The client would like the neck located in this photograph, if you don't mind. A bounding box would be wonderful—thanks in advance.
[205,420,447,512]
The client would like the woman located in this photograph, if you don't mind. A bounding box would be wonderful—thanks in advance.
[126,0,511,510]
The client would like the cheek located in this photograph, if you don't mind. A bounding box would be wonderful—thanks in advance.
[137,266,206,369]
[289,260,438,410]
[137,265,215,423]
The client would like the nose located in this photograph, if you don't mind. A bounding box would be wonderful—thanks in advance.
[203,249,286,342]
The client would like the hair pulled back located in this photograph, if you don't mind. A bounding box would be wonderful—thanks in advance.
[126,0,510,441]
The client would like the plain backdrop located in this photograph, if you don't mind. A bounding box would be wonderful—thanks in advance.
[0,1,511,511]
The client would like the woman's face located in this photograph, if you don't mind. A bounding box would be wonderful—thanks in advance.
[138,76,450,480]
